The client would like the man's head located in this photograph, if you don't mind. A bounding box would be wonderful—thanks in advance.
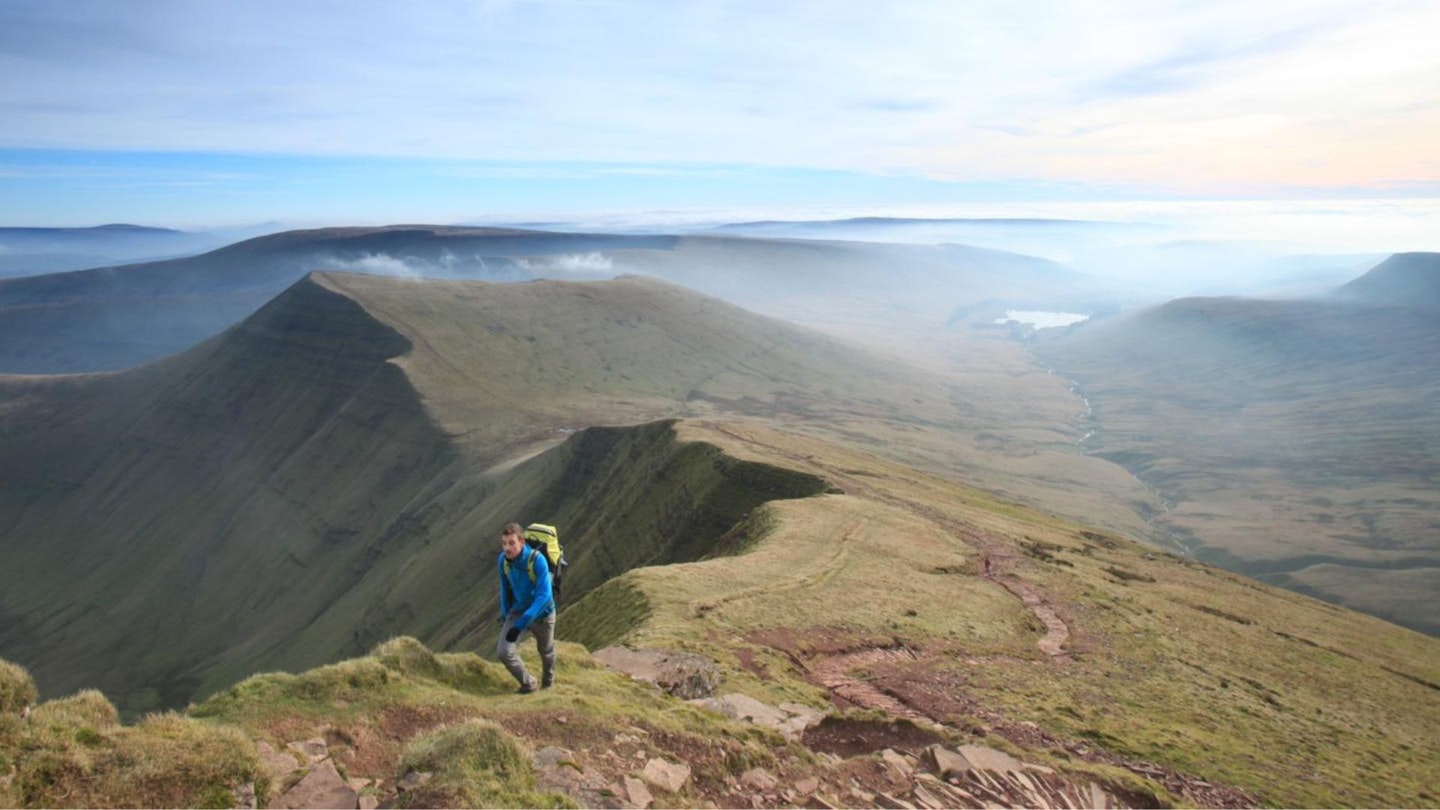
[501,522,526,560]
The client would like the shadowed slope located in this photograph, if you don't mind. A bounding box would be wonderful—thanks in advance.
[1335,251,1440,305]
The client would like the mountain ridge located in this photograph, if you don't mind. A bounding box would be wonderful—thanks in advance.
[1335,250,1440,305]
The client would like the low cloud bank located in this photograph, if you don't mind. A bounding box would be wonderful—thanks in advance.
[514,252,616,279]
[314,251,530,281]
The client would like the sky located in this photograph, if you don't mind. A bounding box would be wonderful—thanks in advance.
[2,0,1439,229]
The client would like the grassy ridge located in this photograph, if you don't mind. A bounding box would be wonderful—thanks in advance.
[591,420,1440,808]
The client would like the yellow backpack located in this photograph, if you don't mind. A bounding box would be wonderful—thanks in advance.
[522,523,568,599]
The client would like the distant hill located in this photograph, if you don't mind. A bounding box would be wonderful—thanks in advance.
[0,226,678,373]
[0,224,214,278]
[1036,293,1440,634]
[0,225,1091,374]
[1335,251,1440,305]
[0,271,955,716]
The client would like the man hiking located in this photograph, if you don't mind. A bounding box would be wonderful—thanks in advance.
[497,521,556,693]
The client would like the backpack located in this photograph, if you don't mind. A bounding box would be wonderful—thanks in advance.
[523,523,569,601]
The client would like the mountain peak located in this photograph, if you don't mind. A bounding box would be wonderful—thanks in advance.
[1336,252,1440,305]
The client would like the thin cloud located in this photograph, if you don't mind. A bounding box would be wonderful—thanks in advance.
[0,0,1436,196]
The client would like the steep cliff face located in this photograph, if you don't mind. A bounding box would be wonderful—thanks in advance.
[0,276,461,713]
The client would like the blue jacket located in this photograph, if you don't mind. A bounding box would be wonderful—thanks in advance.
[498,545,554,630]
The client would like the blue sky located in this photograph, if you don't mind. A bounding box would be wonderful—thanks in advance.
[2,0,1438,227]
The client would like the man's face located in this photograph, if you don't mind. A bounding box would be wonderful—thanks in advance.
[501,532,525,560]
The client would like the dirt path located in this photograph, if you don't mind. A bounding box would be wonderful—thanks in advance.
[700,421,1073,660]
[807,647,935,724]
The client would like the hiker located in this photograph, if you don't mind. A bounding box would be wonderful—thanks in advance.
[497,521,556,693]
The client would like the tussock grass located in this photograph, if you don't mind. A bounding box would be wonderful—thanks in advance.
[0,680,267,809]
[396,719,572,809]
[0,660,37,714]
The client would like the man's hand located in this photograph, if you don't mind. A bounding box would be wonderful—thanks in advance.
[505,627,521,643]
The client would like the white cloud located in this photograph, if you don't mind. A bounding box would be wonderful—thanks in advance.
[514,252,615,279]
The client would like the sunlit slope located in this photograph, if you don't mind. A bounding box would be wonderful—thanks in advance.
[1035,291,1440,635]
[562,419,1440,808]
[0,272,951,716]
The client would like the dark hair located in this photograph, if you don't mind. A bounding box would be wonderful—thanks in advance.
[501,522,524,537]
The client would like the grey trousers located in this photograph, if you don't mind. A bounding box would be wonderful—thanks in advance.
[497,611,556,688]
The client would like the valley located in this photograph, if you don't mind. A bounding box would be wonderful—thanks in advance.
[1,245,1437,809]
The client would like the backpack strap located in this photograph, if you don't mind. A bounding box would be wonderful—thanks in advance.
[505,545,538,583]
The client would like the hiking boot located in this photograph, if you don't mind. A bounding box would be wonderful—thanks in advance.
[517,682,538,695]
[541,670,555,689]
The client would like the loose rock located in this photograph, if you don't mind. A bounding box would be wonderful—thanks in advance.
[396,770,433,792]
[286,737,329,763]
[273,760,357,810]
[594,646,721,699]
[622,775,654,809]
[926,745,972,778]
[642,758,691,794]
[957,744,1023,774]
[255,741,302,783]
[740,767,778,792]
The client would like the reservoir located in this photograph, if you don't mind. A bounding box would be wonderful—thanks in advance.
[996,310,1090,329]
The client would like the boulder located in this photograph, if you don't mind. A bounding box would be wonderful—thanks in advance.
[358,797,379,810]
[795,776,820,796]
[689,693,822,740]
[642,758,691,794]
[622,775,653,809]
[880,748,914,778]
[255,741,301,783]
[957,744,1023,774]
[534,746,575,770]
[273,760,357,810]
[926,745,972,779]
[593,647,721,699]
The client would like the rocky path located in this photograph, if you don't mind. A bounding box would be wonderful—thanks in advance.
[807,647,933,724]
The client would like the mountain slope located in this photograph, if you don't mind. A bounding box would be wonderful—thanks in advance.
[0,272,948,715]
[1335,251,1440,305]
[1035,287,1440,634]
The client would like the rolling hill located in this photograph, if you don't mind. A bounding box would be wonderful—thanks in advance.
[0,226,676,373]
[0,272,1436,807]
[1035,257,1440,635]
[0,225,1095,374]
[0,224,216,278]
